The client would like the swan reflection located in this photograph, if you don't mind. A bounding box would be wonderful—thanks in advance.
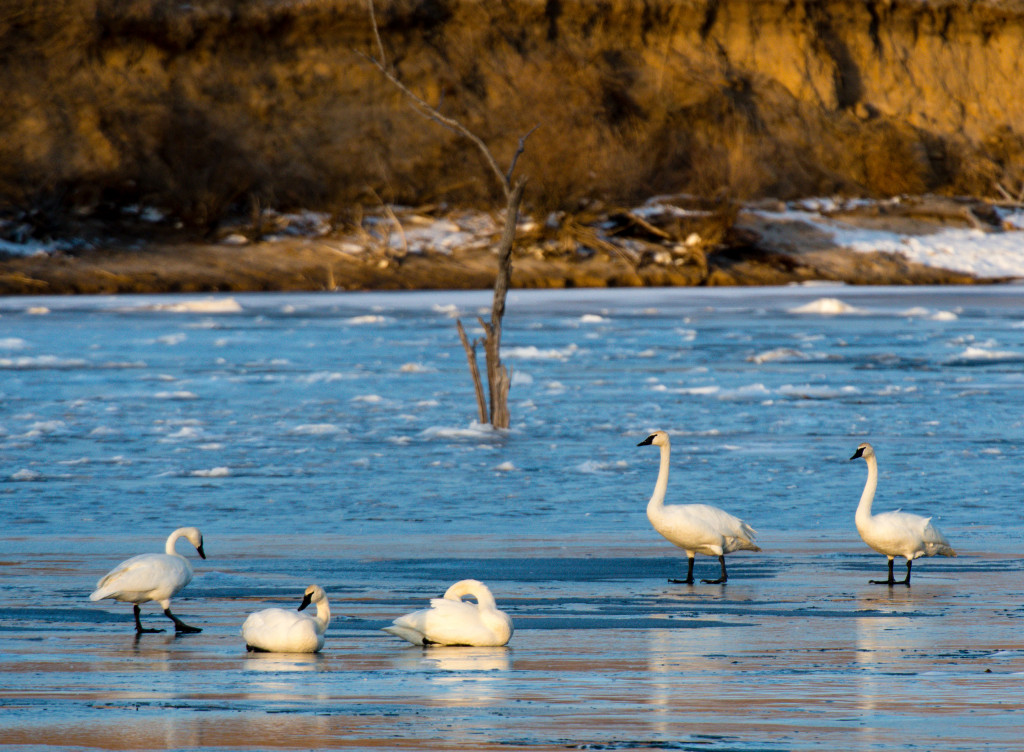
[422,645,512,672]
[389,645,512,673]
[390,645,512,706]
[243,651,325,672]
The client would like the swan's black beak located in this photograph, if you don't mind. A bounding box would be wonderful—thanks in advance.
[196,542,207,559]
[850,447,864,461]
[298,593,313,612]
[637,435,655,447]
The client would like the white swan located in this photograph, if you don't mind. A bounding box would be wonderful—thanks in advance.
[850,442,956,585]
[241,585,331,653]
[638,431,761,584]
[90,527,206,633]
[383,579,513,647]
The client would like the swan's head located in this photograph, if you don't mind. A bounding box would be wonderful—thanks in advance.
[637,431,670,448]
[177,527,206,559]
[298,584,326,611]
[850,442,874,461]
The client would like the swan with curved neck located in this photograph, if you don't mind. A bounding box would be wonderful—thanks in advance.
[242,585,331,653]
[90,526,206,634]
[384,579,513,647]
[850,442,956,585]
[638,431,760,584]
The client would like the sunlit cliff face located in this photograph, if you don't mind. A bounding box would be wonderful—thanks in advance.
[3,0,1022,233]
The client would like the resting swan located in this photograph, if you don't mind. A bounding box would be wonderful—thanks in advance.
[638,431,761,584]
[383,579,513,647]
[242,585,330,653]
[850,442,956,585]
[90,526,206,633]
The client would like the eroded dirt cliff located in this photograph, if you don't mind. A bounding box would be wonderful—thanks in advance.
[2,0,1023,236]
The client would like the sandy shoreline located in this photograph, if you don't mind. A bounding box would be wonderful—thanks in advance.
[2,196,1014,296]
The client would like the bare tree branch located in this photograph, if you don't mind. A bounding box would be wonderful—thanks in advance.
[456,319,488,424]
[356,46,511,200]
[362,0,531,428]
[506,125,539,186]
[366,0,387,67]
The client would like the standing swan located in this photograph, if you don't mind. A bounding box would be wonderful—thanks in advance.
[383,579,513,647]
[850,442,956,585]
[638,431,761,584]
[241,585,331,653]
[90,527,206,634]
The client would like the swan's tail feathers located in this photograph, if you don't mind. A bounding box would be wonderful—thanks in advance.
[89,587,111,602]
[727,522,761,553]
[921,519,956,557]
[722,536,761,553]
[382,624,427,645]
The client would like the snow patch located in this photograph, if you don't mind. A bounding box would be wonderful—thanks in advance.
[149,298,243,314]
[504,344,579,360]
[789,297,863,315]
[192,467,230,478]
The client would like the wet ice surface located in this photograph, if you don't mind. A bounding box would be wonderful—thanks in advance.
[2,285,1024,751]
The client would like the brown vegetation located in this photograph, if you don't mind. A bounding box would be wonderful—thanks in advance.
[2,0,1024,242]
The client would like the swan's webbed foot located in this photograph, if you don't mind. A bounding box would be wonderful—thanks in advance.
[871,559,903,586]
[164,608,202,634]
[133,605,165,634]
[669,557,696,585]
[246,644,268,652]
[870,559,911,586]
[700,555,728,585]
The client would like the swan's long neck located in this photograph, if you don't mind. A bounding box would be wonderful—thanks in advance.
[646,442,671,516]
[312,600,331,634]
[446,580,497,611]
[856,454,878,524]
[165,530,184,556]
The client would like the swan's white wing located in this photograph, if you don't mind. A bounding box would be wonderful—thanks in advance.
[653,503,758,554]
[90,553,191,602]
[384,606,433,645]
[382,623,429,645]
[242,608,321,652]
[869,510,955,557]
[687,504,757,539]
[420,598,510,646]
[386,598,510,647]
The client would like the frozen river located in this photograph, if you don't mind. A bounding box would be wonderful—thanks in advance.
[1,285,1023,750]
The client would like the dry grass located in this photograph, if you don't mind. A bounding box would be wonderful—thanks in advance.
[2,0,1023,238]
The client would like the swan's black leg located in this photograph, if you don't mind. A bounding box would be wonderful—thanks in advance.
[164,608,202,634]
[701,555,728,585]
[669,557,696,584]
[134,604,164,634]
[870,558,897,585]
[901,559,913,586]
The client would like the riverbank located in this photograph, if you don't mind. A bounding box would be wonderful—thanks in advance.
[1,195,1021,295]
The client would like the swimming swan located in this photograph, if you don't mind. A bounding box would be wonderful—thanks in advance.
[383,579,513,647]
[850,442,956,585]
[638,431,761,584]
[90,526,206,633]
[242,585,330,653]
